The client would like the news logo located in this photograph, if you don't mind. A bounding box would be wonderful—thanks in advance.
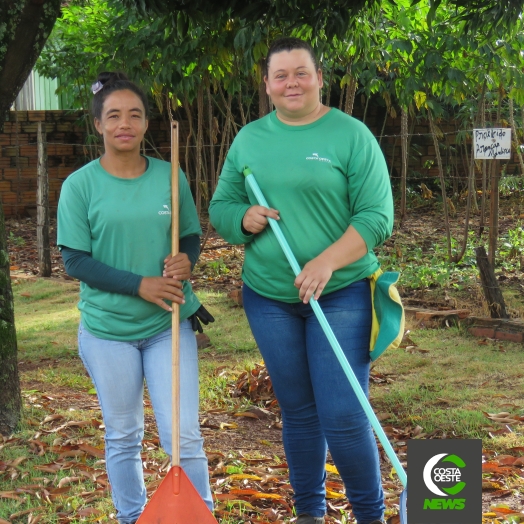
[408,439,481,523]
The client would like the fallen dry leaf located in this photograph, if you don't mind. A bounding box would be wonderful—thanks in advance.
[233,412,259,419]
[0,491,23,501]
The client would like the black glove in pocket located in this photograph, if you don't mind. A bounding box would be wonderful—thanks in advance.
[189,304,215,333]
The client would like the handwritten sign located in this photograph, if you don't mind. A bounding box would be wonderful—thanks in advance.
[473,128,512,159]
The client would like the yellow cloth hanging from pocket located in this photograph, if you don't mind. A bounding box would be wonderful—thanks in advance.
[368,269,405,361]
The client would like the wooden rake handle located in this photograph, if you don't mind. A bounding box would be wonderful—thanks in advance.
[171,121,180,467]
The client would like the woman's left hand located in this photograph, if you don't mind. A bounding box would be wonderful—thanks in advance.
[163,253,191,281]
[294,256,333,304]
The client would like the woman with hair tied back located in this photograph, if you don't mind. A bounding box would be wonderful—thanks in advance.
[210,38,394,524]
[57,72,214,524]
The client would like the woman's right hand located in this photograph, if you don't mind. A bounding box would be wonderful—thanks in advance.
[242,205,280,234]
[138,277,185,311]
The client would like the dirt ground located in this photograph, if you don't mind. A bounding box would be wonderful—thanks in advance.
[6,192,524,315]
[5,195,524,521]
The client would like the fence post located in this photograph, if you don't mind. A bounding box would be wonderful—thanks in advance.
[37,122,51,277]
[488,159,500,267]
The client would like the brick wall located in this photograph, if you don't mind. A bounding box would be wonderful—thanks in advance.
[0,110,188,217]
[1,111,84,216]
[1,109,523,217]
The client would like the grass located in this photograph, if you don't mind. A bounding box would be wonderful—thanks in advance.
[3,279,524,522]
[371,326,524,447]
[196,290,258,353]
[14,278,80,361]
[195,289,260,411]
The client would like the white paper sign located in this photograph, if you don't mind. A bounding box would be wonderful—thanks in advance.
[473,128,512,159]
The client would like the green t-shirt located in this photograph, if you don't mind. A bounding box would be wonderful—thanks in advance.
[209,109,394,302]
[58,156,202,340]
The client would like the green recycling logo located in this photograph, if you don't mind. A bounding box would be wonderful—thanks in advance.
[423,453,466,496]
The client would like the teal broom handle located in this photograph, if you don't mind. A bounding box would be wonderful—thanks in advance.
[242,167,407,488]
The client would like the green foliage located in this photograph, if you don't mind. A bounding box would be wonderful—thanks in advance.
[378,227,523,291]
[34,0,524,213]
[8,231,25,247]
[123,0,375,39]
[498,222,524,267]
[499,175,524,196]
[38,0,524,126]
[207,257,230,277]
[36,1,121,110]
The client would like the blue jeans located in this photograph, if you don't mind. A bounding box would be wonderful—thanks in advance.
[243,281,384,524]
[78,320,213,524]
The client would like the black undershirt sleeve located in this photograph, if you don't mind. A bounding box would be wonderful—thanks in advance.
[60,234,200,296]
[179,234,201,270]
[60,247,143,295]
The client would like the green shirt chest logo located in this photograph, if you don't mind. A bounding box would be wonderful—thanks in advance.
[306,152,332,163]
[158,205,171,215]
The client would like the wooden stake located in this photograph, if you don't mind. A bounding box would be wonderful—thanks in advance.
[37,122,51,277]
[171,121,180,468]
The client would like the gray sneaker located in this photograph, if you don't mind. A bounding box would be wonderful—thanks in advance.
[296,514,325,524]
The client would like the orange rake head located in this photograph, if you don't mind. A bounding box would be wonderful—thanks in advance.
[136,466,217,524]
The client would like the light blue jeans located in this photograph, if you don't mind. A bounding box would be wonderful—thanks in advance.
[78,320,213,524]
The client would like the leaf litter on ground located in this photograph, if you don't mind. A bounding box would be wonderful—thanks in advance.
[5,360,524,523]
[6,202,524,522]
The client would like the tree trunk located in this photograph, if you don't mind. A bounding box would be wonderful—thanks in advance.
[238,85,247,127]
[378,107,388,147]
[344,75,357,116]
[182,96,195,184]
[218,85,239,136]
[429,111,452,261]
[488,159,500,266]
[325,63,335,107]
[389,136,398,180]
[509,98,524,176]
[362,94,370,125]
[258,59,269,118]
[13,105,22,218]
[216,105,232,182]
[206,79,217,192]
[453,88,486,262]
[37,122,51,277]
[399,107,408,221]
[0,0,61,129]
[0,0,59,436]
[195,84,205,217]
[452,137,476,263]
[475,246,508,319]
[479,96,487,236]
[488,89,503,267]
[0,197,22,435]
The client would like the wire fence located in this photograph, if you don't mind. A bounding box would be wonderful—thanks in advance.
[3,125,524,147]
[2,126,524,217]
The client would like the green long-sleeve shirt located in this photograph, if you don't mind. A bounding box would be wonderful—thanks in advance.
[209,109,394,302]
[58,157,202,340]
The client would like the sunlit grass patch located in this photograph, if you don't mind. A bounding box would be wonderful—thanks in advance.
[196,290,258,354]
[24,361,93,392]
[14,279,80,361]
[371,327,524,446]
